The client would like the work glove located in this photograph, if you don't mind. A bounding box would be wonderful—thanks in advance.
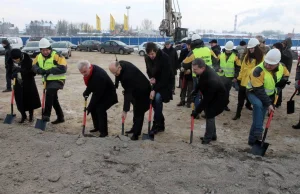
[295,80,300,90]
[83,90,89,98]
[191,110,198,118]
[185,69,191,74]
[180,67,185,72]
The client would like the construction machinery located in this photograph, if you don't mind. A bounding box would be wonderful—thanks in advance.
[159,0,188,42]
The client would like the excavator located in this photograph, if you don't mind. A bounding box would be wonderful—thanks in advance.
[159,0,188,43]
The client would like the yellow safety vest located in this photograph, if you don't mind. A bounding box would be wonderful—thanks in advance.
[192,47,213,77]
[37,51,66,81]
[218,53,236,77]
[247,62,284,96]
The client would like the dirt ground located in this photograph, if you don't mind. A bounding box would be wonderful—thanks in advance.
[0,51,300,194]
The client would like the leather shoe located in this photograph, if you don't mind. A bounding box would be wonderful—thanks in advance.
[201,140,211,144]
[99,133,108,138]
[125,129,134,134]
[131,134,139,141]
[200,136,217,141]
[42,116,50,122]
[224,107,230,111]
[51,118,65,124]
[90,129,98,133]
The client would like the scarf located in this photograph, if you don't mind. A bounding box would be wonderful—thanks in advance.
[83,65,94,86]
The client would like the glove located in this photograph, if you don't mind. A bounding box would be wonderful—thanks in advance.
[191,110,198,118]
[180,67,185,72]
[186,69,191,74]
[83,90,89,98]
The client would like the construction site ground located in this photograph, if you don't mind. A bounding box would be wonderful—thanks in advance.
[0,51,300,194]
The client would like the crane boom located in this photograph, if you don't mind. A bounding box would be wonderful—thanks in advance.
[159,0,188,42]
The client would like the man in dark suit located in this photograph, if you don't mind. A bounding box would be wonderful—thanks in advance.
[109,60,151,140]
[191,58,229,144]
[78,60,118,137]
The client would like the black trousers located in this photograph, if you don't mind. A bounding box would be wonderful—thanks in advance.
[204,117,216,140]
[180,78,193,103]
[224,77,233,107]
[6,69,12,90]
[91,106,108,135]
[237,86,251,110]
[44,88,64,118]
[131,98,146,136]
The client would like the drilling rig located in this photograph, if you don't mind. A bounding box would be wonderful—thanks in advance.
[159,0,188,42]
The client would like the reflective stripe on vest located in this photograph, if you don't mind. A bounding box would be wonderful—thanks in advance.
[37,51,66,81]
[219,53,235,77]
[192,47,213,77]
[246,62,284,96]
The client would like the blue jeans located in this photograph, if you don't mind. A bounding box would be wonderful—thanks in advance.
[192,77,201,108]
[152,92,164,125]
[247,92,267,144]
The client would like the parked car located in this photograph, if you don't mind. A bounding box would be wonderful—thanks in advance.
[138,42,163,56]
[99,40,134,55]
[51,41,71,59]
[65,41,78,50]
[0,36,23,50]
[77,40,101,52]
[0,44,5,55]
[21,41,40,58]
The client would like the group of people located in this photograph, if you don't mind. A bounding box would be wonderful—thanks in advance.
[1,35,298,146]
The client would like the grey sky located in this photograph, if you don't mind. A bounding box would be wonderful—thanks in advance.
[2,0,299,33]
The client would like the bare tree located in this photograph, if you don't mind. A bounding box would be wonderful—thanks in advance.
[56,20,68,36]
[140,19,153,30]
[68,23,80,35]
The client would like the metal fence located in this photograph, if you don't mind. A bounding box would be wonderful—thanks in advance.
[19,36,300,46]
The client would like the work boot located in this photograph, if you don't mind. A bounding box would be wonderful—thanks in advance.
[245,104,253,111]
[177,101,185,106]
[292,122,300,129]
[232,107,242,120]
[2,89,12,92]
[42,116,50,122]
[51,117,65,124]
[186,103,191,108]
[201,139,211,144]
[149,122,158,135]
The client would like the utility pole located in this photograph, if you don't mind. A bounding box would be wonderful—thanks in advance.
[126,6,131,32]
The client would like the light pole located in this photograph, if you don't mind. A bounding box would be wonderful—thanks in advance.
[126,6,130,31]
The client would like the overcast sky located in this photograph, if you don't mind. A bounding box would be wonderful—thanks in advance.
[2,0,299,33]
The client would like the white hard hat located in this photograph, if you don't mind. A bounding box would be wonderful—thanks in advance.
[191,34,201,41]
[264,49,281,65]
[225,41,234,51]
[39,38,51,49]
[247,38,260,48]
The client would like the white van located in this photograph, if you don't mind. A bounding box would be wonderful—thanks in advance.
[7,37,24,49]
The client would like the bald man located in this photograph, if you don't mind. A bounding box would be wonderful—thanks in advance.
[109,60,151,140]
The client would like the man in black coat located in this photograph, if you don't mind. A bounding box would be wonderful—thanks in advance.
[191,58,229,144]
[162,41,179,94]
[109,60,151,140]
[2,39,12,92]
[10,49,41,123]
[78,60,118,137]
[145,42,173,135]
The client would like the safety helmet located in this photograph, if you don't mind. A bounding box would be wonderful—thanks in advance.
[191,34,201,41]
[224,41,234,51]
[39,38,51,49]
[264,49,281,65]
[247,38,259,48]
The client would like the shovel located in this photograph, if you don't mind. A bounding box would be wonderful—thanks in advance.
[142,99,154,141]
[4,78,17,124]
[251,95,278,156]
[35,79,47,131]
[287,89,297,114]
[81,96,96,137]
[190,102,195,144]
